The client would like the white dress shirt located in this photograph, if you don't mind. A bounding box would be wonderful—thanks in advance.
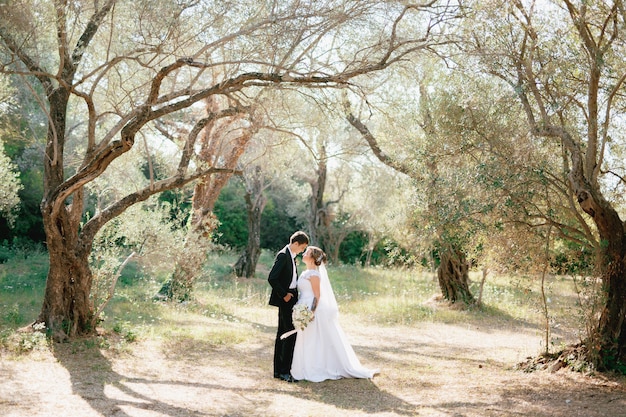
[287,246,298,289]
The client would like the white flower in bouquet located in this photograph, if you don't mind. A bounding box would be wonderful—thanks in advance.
[292,303,314,331]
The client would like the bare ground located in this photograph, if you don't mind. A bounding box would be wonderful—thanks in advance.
[1,312,625,417]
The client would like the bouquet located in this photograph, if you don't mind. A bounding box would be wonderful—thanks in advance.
[280,303,314,339]
[292,303,315,330]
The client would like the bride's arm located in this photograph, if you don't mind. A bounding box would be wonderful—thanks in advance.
[310,275,320,312]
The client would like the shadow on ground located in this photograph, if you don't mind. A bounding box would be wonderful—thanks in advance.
[52,341,207,417]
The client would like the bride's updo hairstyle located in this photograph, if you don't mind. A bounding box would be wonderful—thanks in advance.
[308,246,327,266]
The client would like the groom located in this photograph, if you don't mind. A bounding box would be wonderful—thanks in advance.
[268,230,309,382]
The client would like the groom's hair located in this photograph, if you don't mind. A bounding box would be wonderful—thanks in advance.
[290,231,309,245]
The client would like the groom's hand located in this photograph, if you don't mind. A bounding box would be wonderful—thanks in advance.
[283,293,293,302]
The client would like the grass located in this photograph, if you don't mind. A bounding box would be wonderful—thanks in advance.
[0,247,584,352]
[0,246,48,328]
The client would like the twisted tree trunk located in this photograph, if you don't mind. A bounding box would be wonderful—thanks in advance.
[234,167,266,278]
[159,98,253,300]
[437,244,474,305]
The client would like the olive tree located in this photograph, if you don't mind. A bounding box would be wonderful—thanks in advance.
[466,0,626,369]
[0,0,449,339]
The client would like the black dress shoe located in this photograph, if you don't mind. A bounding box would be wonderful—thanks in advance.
[278,373,298,383]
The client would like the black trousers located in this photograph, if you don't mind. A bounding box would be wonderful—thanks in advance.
[273,290,297,376]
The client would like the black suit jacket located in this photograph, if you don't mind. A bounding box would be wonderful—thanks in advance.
[268,246,297,307]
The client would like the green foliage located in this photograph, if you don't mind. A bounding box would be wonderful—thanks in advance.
[14,171,45,242]
[215,179,412,265]
[0,146,45,244]
[379,238,418,267]
[139,153,193,228]
[89,197,190,318]
[112,320,138,343]
[337,231,410,266]
[0,73,47,244]
[260,197,302,251]
[551,241,594,276]
[600,349,626,374]
[1,322,48,354]
[212,178,304,251]
[3,303,24,325]
[213,179,248,249]
[159,188,192,228]
[0,242,11,263]
[0,138,23,226]
[338,231,367,264]
[0,245,48,329]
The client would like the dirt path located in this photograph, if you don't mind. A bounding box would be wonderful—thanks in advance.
[1,316,625,417]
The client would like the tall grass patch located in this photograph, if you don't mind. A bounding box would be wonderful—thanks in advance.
[329,265,440,325]
[103,250,271,348]
[473,272,581,339]
[0,247,48,329]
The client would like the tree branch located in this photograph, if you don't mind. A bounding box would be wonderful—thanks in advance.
[80,167,240,245]
[345,112,415,178]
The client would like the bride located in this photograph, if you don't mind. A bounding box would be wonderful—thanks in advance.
[290,246,379,382]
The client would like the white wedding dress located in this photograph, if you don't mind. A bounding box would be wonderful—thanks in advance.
[290,266,379,382]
